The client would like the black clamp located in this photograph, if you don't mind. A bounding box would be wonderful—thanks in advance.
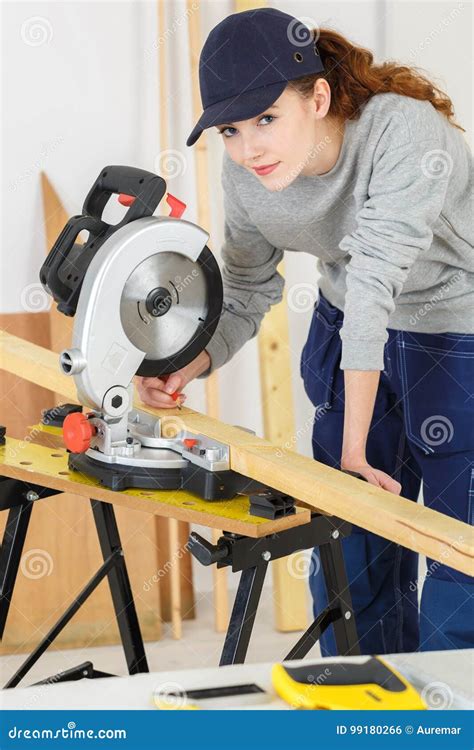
[249,489,295,520]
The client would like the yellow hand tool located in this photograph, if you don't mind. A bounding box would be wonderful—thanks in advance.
[272,657,427,710]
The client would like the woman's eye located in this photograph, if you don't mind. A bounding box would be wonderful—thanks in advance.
[219,126,237,137]
[218,114,275,138]
[259,114,275,125]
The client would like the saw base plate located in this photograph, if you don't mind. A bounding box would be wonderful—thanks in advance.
[68,451,267,499]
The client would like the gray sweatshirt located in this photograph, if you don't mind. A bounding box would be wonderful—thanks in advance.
[201,92,473,373]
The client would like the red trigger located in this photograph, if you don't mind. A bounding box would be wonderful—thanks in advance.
[166,193,186,218]
[118,193,136,207]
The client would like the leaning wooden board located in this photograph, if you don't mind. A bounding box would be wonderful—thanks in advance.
[1,329,473,576]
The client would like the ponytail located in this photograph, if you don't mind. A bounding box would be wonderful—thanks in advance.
[288,27,465,132]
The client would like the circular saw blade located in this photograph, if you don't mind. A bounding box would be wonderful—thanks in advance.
[120,251,208,363]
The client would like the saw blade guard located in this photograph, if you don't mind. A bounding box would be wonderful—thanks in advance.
[39,165,223,412]
[62,215,223,411]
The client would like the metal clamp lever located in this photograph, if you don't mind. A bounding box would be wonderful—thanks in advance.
[188,531,230,566]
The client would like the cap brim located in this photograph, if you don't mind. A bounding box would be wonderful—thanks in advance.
[186,81,287,147]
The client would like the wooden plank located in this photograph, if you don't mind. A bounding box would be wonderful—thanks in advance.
[40,173,74,359]
[188,0,228,633]
[1,330,473,577]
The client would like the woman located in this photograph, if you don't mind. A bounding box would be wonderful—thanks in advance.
[137,8,473,654]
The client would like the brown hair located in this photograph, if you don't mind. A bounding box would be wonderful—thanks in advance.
[287,27,465,133]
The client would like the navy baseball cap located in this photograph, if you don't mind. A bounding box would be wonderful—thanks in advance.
[186,8,325,147]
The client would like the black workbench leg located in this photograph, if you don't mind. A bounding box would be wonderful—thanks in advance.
[91,500,148,674]
[4,549,121,688]
[284,608,340,661]
[219,563,268,666]
[319,537,360,656]
[0,502,33,639]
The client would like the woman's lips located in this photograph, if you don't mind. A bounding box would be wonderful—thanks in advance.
[253,162,280,176]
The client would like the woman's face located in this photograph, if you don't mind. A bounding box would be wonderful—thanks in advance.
[214,78,340,191]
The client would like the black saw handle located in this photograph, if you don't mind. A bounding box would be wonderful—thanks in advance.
[40,165,166,317]
[83,165,166,226]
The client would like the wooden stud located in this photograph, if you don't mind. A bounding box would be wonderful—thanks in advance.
[155,0,195,634]
[258,261,309,632]
[187,0,229,632]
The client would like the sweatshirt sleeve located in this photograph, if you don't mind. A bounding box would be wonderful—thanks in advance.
[197,157,285,378]
[338,135,451,370]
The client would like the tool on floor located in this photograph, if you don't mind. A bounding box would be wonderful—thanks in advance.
[153,682,267,710]
[39,166,264,498]
[272,657,427,710]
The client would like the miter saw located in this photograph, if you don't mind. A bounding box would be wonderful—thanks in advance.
[39,165,281,512]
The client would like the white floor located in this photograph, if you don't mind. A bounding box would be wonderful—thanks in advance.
[0,593,316,688]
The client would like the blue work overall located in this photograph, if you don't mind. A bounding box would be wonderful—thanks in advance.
[301,290,474,654]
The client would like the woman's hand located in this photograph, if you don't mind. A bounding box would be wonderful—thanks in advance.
[134,350,211,409]
[341,459,402,494]
[340,369,401,493]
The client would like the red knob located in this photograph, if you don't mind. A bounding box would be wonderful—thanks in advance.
[183,438,198,450]
[63,412,97,453]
